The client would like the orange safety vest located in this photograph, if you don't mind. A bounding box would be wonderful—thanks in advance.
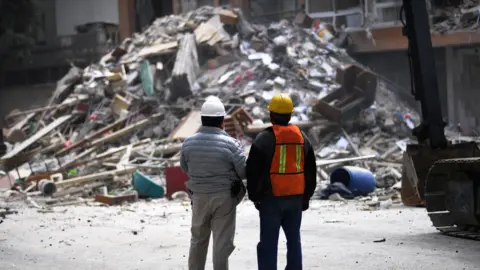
[269,124,305,197]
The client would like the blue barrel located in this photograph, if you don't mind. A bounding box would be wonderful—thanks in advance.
[330,166,376,196]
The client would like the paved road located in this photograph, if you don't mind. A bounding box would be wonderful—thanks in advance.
[1,200,479,270]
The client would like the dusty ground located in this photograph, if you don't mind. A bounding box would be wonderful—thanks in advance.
[0,199,479,270]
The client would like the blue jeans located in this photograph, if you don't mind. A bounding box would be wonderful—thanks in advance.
[257,196,303,270]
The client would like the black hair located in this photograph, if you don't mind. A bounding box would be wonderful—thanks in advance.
[201,116,224,128]
[270,112,291,126]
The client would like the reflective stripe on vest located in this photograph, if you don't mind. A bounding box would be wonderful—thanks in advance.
[269,124,305,197]
[277,144,302,174]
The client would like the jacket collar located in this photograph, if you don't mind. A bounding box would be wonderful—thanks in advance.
[199,126,228,135]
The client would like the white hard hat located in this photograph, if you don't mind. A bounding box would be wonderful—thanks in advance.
[205,95,221,102]
[200,99,226,117]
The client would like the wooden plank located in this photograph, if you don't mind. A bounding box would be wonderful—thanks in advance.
[195,22,218,43]
[60,94,89,106]
[2,115,73,160]
[7,109,42,119]
[56,167,137,188]
[53,182,107,198]
[116,144,133,170]
[137,41,178,58]
[219,9,238,24]
[90,113,161,147]
[56,116,129,156]
[59,147,96,169]
[95,193,138,205]
[316,154,376,166]
[96,139,150,159]
[169,111,202,141]
[195,15,230,45]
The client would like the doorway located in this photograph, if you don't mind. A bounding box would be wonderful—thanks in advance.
[151,0,173,17]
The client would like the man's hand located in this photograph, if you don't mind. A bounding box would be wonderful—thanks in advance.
[302,199,309,211]
[254,202,260,210]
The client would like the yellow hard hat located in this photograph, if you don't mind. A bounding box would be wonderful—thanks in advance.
[267,93,294,114]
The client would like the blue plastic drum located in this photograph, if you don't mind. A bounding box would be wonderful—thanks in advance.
[330,166,376,196]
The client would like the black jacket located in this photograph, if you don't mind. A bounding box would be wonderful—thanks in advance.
[246,126,317,203]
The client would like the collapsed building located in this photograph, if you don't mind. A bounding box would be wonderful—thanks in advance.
[0,6,423,210]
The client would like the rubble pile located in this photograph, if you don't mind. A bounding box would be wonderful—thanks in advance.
[0,190,18,222]
[0,6,419,208]
[432,0,480,33]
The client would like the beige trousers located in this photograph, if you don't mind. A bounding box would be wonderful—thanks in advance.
[188,190,244,270]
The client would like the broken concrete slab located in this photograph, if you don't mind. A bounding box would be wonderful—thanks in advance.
[169,33,199,101]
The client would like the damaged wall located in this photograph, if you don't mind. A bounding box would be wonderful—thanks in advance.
[353,49,448,117]
[354,45,480,136]
[178,0,200,13]
[55,0,120,36]
[451,46,480,135]
[36,0,58,45]
[151,0,174,17]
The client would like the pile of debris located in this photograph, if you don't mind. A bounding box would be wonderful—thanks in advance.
[0,6,419,208]
[432,0,480,33]
[0,206,17,222]
[0,190,17,222]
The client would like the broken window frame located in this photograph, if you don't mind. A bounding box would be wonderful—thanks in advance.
[304,0,404,28]
[365,0,403,28]
[305,0,364,26]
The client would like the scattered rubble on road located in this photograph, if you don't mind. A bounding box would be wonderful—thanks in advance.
[0,6,424,211]
[0,194,17,220]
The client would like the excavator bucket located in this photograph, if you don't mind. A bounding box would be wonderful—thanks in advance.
[401,142,480,206]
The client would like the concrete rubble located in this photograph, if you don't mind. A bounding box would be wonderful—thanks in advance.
[431,0,480,33]
[0,6,423,212]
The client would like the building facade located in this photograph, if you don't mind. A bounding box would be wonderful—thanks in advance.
[0,0,121,87]
[301,0,480,135]
[341,1,480,135]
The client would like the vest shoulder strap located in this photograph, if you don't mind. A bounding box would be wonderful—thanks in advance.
[272,124,304,144]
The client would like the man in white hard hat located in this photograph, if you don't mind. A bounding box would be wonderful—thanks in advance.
[180,97,246,270]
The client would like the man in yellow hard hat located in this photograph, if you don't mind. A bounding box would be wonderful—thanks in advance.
[246,93,317,270]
